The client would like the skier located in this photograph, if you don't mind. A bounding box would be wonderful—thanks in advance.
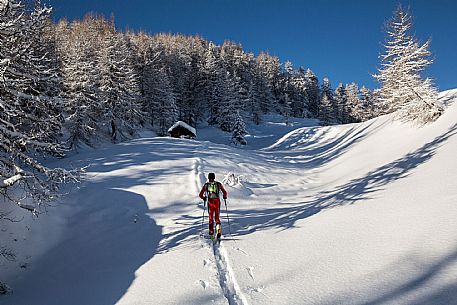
[199,172,227,239]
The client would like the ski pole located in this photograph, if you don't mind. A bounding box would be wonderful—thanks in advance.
[224,199,233,238]
[200,199,206,236]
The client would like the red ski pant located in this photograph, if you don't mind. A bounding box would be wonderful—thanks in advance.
[207,198,221,234]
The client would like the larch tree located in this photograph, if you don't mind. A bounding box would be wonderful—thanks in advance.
[231,111,247,146]
[318,78,335,124]
[58,20,101,149]
[251,58,275,117]
[0,0,78,213]
[360,86,375,121]
[98,28,143,141]
[257,52,281,109]
[334,83,347,123]
[345,83,361,123]
[304,68,320,117]
[217,72,241,132]
[152,68,178,136]
[374,5,443,124]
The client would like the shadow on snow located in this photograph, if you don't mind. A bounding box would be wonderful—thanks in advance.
[1,187,162,305]
[160,122,457,253]
[356,248,457,305]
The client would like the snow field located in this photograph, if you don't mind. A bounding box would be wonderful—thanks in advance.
[1,91,457,304]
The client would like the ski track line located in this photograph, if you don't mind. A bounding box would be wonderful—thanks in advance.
[212,242,250,305]
[192,156,207,193]
[194,147,249,305]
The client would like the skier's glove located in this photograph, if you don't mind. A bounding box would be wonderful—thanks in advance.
[203,196,207,202]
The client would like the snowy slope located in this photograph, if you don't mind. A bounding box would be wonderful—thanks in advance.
[1,91,457,305]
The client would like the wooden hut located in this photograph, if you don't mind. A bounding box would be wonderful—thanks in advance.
[168,121,197,139]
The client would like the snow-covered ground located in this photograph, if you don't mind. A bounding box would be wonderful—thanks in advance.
[1,90,457,305]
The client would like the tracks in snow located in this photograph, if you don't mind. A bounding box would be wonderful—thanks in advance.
[211,242,249,305]
[194,156,249,305]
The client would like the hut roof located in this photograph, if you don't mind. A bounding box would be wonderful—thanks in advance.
[168,121,197,136]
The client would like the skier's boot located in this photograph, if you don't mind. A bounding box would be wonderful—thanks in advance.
[216,223,222,242]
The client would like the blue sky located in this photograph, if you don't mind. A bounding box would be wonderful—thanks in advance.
[48,0,456,90]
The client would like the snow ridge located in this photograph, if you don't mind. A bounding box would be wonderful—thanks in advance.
[212,243,250,305]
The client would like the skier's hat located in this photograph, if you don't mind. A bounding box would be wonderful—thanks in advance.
[208,173,215,181]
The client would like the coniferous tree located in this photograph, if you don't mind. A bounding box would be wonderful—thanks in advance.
[231,111,247,146]
[345,83,361,123]
[374,5,442,124]
[204,43,224,125]
[318,78,335,123]
[182,40,208,126]
[217,72,240,132]
[57,20,101,148]
[257,52,281,108]
[360,86,375,121]
[283,65,310,118]
[151,68,178,136]
[0,0,77,211]
[304,68,320,117]
[247,81,263,125]
[278,61,295,124]
[319,95,334,124]
[371,89,383,118]
[294,67,311,118]
[334,83,347,123]
[99,29,143,141]
[251,59,275,117]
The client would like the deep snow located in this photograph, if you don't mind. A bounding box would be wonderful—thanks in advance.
[1,90,457,305]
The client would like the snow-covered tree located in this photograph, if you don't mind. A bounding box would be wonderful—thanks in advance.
[257,52,281,107]
[249,59,275,120]
[288,67,310,118]
[1,6,382,164]
[204,43,224,125]
[374,5,443,124]
[334,83,347,123]
[57,20,101,149]
[0,0,78,212]
[359,86,375,121]
[318,94,334,124]
[151,68,178,136]
[319,78,335,123]
[304,68,320,117]
[98,29,143,141]
[217,73,241,132]
[231,111,247,146]
[345,83,361,123]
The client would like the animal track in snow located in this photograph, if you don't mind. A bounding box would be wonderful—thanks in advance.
[246,267,255,280]
[233,247,248,255]
[246,285,266,296]
[196,279,209,289]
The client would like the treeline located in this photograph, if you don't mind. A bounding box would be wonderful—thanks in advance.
[53,15,381,147]
[0,0,382,211]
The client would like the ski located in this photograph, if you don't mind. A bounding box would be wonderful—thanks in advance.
[202,235,222,241]
[201,235,239,242]
[200,223,223,243]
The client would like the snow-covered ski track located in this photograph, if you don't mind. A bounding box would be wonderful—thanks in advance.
[195,154,248,305]
[211,241,249,305]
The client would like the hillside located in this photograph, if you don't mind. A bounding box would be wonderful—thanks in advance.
[1,90,457,305]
